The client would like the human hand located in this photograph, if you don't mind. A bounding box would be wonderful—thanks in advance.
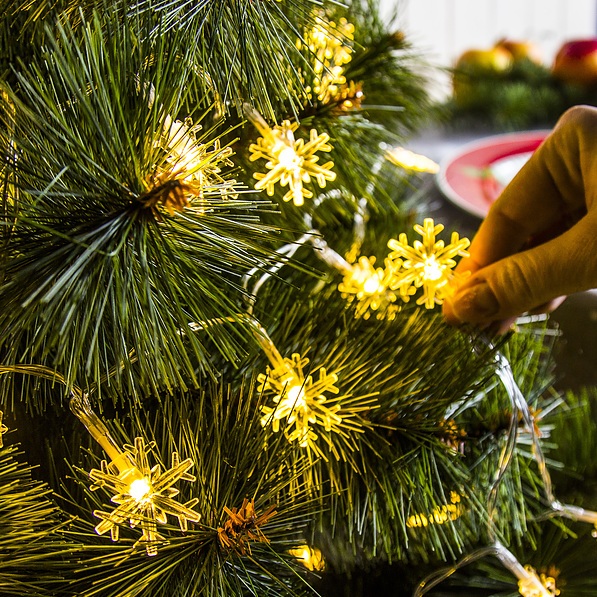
[443,105,597,332]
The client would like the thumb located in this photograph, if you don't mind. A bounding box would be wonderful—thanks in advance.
[445,214,597,324]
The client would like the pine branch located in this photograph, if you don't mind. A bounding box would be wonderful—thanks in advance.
[58,382,320,597]
[0,442,78,595]
[123,0,325,121]
[0,11,289,401]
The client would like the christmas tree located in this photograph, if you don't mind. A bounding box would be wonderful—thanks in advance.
[1,1,597,595]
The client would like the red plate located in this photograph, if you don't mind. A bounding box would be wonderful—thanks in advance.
[436,130,550,218]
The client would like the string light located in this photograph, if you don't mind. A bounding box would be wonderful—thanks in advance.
[518,565,561,597]
[141,115,237,216]
[338,255,405,320]
[259,352,342,453]
[387,218,470,308]
[89,437,200,556]
[385,146,440,174]
[248,117,335,206]
[288,544,326,571]
[300,13,355,104]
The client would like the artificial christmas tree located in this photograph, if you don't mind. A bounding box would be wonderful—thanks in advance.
[1,1,597,596]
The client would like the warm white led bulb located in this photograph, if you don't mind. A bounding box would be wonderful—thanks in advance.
[362,274,382,294]
[129,478,152,502]
[422,257,443,281]
[277,146,300,169]
[286,384,306,406]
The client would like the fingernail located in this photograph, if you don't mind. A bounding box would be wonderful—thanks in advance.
[451,282,500,323]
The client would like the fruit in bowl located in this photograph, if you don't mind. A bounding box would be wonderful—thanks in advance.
[454,46,513,74]
[452,46,513,107]
[494,38,543,64]
[552,39,597,86]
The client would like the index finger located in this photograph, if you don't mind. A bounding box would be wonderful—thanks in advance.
[457,105,594,275]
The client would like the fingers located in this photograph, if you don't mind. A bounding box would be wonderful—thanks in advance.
[444,212,597,325]
[443,105,597,329]
[465,106,594,267]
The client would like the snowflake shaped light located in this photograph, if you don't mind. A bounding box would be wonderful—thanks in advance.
[518,565,560,597]
[387,218,470,308]
[0,411,7,448]
[249,120,335,207]
[89,436,200,555]
[338,255,405,320]
[142,115,237,216]
[300,14,355,103]
[385,146,439,174]
[259,352,350,456]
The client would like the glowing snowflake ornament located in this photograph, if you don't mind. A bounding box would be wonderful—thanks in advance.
[518,565,560,597]
[142,115,237,217]
[89,436,200,555]
[249,120,336,206]
[338,255,406,320]
[259,353,346,456]
[300,14,355,104]
[387,218,470,308]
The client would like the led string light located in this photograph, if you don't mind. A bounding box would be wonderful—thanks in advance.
[299,12,355,104]
[337,254,403,320]
[247,320,344,456]
[246,105,335,207]
[387,218,471,308]
[414,339,594,595]
[0,365,199,556]
[493,350,597,534]
[87,435,200,556]
[71,390,200,556]
[299,173,408,321]
[242,232,313,315]
[242,147,458,321]
[132,85,239,217]
[414,541,558,597]
[226,317,375,460]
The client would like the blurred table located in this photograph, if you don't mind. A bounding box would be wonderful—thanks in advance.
[407,126,597,392]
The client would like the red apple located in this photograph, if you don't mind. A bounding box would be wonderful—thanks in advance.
[495,38,543,64]
[552,39,597,86]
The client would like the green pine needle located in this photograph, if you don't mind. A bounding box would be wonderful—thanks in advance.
[60,382,319,597]
[0,12,288,401]
[0,442,79,595]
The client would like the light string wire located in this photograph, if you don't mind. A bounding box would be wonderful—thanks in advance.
[415,331,597,596]
[243,150,385,308]
[0,365,135,474]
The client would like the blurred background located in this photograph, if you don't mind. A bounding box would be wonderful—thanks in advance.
[380,0,597,99]
[371,1,597,392]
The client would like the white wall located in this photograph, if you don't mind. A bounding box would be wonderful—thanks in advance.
[378,0,597,96]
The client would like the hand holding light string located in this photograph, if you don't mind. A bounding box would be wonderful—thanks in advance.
[443,105,597,332]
